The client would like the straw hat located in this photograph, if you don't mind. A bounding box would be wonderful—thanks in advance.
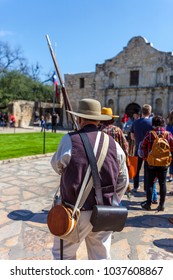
[66,99,112,121]
[101,107,119,118]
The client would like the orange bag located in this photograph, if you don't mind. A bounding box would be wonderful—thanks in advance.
[128,156,138,179]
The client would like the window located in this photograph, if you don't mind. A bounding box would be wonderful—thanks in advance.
[79,78,85,88]
[130,70,139,86]
[170,75,173,84]
[156,67,164,85]
[109,72,115,88]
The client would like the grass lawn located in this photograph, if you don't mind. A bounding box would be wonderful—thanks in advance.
[0,132,64,160]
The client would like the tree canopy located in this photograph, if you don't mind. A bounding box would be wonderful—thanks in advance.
[0,40,54,107]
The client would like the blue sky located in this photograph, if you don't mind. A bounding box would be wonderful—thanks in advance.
[0,0,173,81]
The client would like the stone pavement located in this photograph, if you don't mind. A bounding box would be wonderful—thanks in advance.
[0,125,69,134]
[0,132,173,259]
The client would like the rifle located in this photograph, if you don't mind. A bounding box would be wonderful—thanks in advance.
[45,34,78,130]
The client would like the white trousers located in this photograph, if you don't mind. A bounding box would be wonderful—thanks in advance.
[52,210,112,260]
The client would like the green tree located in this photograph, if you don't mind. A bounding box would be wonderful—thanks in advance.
[0,71,53,106]
[0,40,55,107]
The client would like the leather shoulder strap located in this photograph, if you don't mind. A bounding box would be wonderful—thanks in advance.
[79,132,103,205]
[78,132,109,208]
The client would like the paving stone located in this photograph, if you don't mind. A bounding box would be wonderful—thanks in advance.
[0,144,173,260]
[4,235,19,247]
[0,222,22,243]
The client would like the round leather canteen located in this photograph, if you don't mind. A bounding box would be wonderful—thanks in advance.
[47,204,79,237]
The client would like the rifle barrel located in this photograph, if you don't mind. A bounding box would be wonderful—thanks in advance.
[45,35,64,85]
[45,34,78,130]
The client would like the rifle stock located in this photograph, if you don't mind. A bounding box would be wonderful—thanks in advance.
[45,34,78,130]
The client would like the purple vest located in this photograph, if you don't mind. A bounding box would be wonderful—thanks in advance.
[60,125,119,210]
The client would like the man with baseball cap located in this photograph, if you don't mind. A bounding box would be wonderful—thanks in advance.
[51,98,129,260]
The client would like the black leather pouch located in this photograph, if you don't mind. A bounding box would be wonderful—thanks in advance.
[90,205,128,232]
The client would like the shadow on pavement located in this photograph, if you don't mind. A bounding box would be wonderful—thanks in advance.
[125,214,173,229]
[8,209,48,224]
[8,209,173,230]
[153,238,173,254]
[122,199,159,211]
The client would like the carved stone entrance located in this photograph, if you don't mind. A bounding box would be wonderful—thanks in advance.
[125,103,141,117]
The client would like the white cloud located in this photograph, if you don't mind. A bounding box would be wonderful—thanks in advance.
[0,30,13,37]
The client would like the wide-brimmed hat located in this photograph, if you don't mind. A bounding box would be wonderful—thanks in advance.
[101,107,119,118]
[66,99,112,121]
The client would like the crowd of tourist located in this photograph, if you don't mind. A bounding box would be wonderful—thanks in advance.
[34,111,60,132]
[120,105,173,223]
[0,111,16,127]
[86,103,173,223]
[101,104,173,211]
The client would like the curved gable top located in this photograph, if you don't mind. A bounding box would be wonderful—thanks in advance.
[125,36,173,56]
[99,35,173,69]
[127,36,151,47]
[104,36,154,64]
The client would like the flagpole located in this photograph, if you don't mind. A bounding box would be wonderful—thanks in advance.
[52,42,57,114]
[53,83,55,113]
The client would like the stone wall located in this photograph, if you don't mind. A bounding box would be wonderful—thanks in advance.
[8,100,62,128]
[64,36,173,128]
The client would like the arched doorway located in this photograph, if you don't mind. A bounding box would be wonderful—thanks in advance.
[125,103,141,118]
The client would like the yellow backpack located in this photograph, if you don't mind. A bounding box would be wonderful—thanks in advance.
[147,131,172,166]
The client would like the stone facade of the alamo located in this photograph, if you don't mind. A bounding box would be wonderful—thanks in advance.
[11,36,173,128]
[63,36,173,128]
